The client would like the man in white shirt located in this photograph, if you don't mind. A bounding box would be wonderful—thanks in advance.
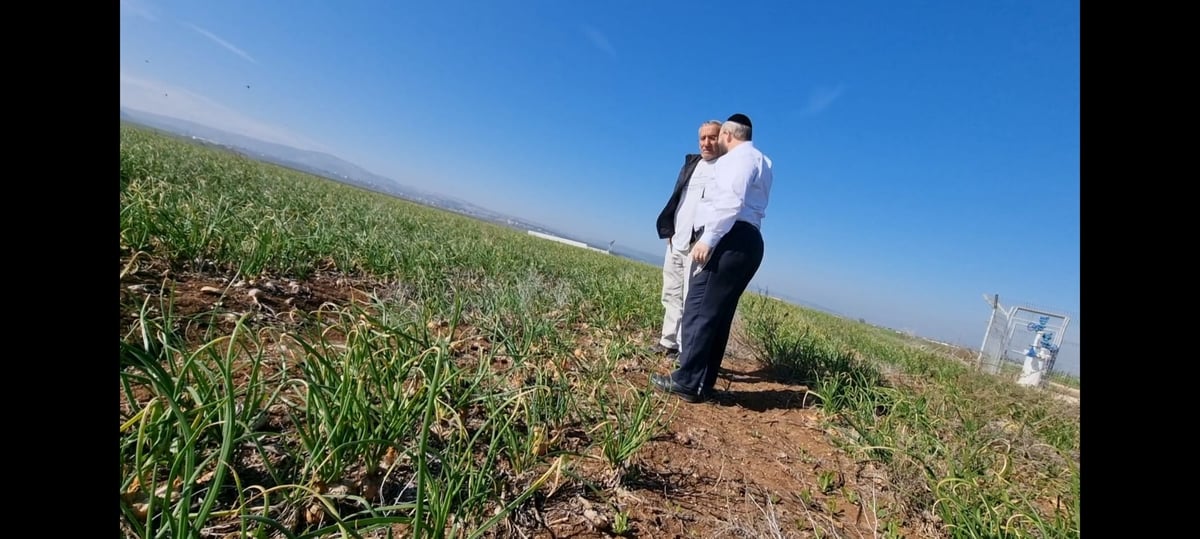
[651,120,725,358]
[652,113,773,403]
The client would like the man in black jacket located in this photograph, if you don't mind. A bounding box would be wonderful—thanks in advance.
[652,120,724,358]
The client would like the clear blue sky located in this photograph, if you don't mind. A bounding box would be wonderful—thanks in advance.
[119,0,1081,375]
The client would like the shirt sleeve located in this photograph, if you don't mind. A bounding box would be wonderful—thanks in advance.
[698,151,755,248]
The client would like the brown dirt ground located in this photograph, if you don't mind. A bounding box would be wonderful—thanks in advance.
[120,255,927,538]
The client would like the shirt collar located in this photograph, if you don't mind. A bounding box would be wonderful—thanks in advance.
[727,140,754,157]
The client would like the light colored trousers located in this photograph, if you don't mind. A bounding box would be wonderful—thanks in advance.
[659,242,696,350]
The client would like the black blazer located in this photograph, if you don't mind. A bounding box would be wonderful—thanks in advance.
[656,153,704,239]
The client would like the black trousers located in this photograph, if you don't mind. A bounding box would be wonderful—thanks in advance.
[671,221,764,394]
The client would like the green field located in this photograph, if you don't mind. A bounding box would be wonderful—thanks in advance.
[119,123,1079,538]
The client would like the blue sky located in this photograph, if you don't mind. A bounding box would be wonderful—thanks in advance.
[119,0,1081,375]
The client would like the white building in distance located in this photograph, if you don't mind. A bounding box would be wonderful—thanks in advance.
[527,231,610,254]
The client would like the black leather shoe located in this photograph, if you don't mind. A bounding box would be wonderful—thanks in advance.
[650,373,704,403]
[649,343,679,357]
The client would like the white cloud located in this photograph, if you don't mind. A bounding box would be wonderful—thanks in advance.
[120,0,157,21]
[186,23,257,64]
[800,84,846,116]
[120,70,330,152]
[582,26,616,58]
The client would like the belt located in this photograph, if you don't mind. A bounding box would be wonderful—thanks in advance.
[692,221,756,243]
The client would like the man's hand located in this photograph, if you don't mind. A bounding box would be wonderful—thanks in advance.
[691,242,711,267]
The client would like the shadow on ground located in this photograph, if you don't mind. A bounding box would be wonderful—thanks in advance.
[707,387,816,412]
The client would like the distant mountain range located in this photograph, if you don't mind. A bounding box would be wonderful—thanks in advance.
[119,107,671,264]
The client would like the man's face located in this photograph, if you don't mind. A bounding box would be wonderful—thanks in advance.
[716,130,730,155]
[699,124,721,160]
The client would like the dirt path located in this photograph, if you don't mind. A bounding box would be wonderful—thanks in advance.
[540,351,916,539]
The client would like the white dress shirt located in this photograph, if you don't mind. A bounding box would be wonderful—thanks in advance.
[671,158,718,251]
[695,141,773,248]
